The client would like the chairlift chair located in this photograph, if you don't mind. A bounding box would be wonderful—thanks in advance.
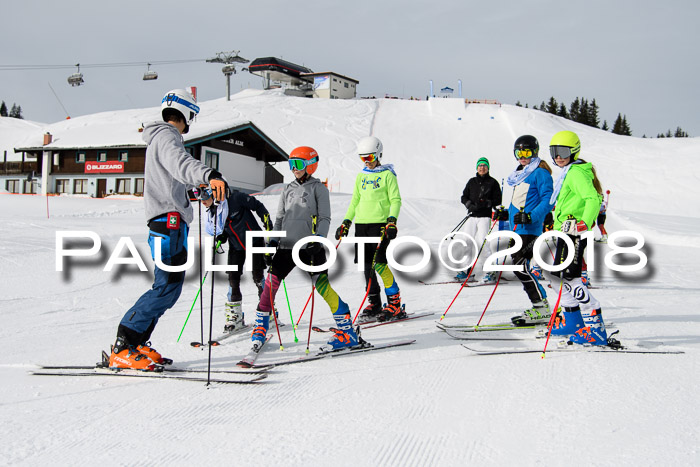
[68,64,84,86]
[142,63,158,80]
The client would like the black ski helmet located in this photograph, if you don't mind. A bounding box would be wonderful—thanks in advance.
[513,135,539,160]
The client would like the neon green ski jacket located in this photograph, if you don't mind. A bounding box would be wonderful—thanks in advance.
[344,166,402,223]
[553,162,602,230]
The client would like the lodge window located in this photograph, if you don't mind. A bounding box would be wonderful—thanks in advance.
[97,152,107,162]
[115,178,131,194]
[119,151,128,162]
[135,178,144,195]
[76,152,86,163]
[6,179,19,193]
[74,179,88,194]
[56,179,69,193]
[204,150,219,170]
[24,180,38,194]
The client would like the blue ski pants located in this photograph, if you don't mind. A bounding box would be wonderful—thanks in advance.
[119,217,188,335]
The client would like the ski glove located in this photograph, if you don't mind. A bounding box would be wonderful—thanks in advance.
[561,219,588,236]
[335,219,352,240]
[304,238,324,255]
[492,207,508,221]
[215,233,228,246]
[262,214,273,231]
[208,170,227,201]
[464,200,474,212]
[543,212,554,232]
[513,211,532,225]
[264,239,279,266]
[384,217,398,240]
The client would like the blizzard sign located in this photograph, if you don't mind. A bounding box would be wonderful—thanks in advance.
[85,161,124,173]
[55,230,647,274]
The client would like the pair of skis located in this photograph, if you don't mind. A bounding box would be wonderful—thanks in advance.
[239,338,417,369]
[31,350,270,384]
[438,321,683,355]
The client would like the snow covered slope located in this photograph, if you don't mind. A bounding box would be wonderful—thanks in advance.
[1,91,699,465]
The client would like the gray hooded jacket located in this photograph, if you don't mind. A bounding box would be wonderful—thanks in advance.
[142,122,213,225]
[273,176,331,248]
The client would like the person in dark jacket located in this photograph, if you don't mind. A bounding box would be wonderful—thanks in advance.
[455,157,502,283]
[202,188,272,333]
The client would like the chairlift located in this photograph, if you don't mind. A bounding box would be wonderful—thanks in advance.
[222,64,237,75]
[67,64,84,86]
[142,63,158,81]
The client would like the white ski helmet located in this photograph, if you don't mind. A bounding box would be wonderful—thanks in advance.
[357,136,383,160]
[161,89,200,134]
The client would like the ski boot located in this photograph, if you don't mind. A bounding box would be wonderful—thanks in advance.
[569,308,620,347]
[479,271,497,285]
[596,234,608,244]
[250,309,270,353]
[109,334,159,371]
[377,292,407,322]
[358,295,382,323]
[530,264,543,280]
[136,342,172,365]
[224,300,245,333]
[547,306,585,336]
[321,301,362,352]
[511,299,551,326]
[455,268,476,282]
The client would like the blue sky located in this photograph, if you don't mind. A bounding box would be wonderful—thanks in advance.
[2,0,698,137]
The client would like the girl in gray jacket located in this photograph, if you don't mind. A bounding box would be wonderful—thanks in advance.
[249,146,361,356]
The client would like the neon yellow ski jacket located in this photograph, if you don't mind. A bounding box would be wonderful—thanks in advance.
[344,167,402,223]
[553,162,602,230]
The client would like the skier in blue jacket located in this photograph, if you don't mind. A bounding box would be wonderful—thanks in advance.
[493,135,554,326]
[202,188,273,333]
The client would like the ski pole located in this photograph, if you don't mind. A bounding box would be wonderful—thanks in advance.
[177,239,222,342]
[268,276,284,351]
[541,219,578,358]
[198,196,204,347]
[352,231,386,324]
[305,284,316,354]
[295,238,342,326]
[296,291,313,326]
[281,280,298,342]
[206,209,219,386]
[440,218,498,320]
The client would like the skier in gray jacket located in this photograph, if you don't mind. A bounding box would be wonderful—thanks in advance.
[108,89,226,370]
[246,146,362,359]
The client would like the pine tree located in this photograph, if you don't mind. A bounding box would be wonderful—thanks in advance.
[569,98,581,123]
[578,98,590,125]
[546,97,558,114]
[9,104,23,119]
[589,99,600,128]
[539,101,546,112]
[674,127,689,137]
[612,113,624,135]
[601,120,609,131]
[515,101,522,107]
[622,115,632,136]
[557,103,569,119]
[0,101,7,117]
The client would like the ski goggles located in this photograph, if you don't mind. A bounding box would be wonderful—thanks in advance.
[288,157,318,171]
[359,152,378,163]
[514,148,534,159]
[549,146,575,160]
